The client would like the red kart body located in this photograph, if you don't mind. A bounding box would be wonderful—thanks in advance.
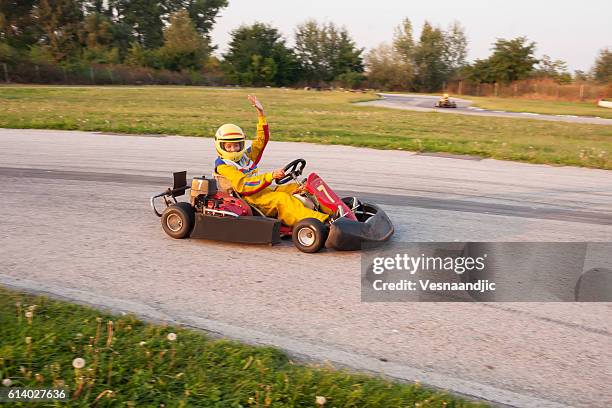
[303,173,357,221]
[199,172,357,237]
[151,161,393,252]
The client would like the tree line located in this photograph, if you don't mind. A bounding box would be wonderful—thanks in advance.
[367,19,610,90]
[1,1,610,89]
[0,0,227,71]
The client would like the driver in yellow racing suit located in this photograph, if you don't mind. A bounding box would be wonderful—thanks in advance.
[213,95,329,227]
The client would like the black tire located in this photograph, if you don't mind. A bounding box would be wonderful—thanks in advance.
[161,202,195,239]
[292,218,328,253]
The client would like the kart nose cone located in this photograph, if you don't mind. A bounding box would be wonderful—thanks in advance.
[326,203,394,251]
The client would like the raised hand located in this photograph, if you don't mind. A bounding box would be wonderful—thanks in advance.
[247,94,265,116]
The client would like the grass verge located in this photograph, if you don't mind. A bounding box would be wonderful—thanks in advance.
[0,286,485,407]
[466,95,612,119]
[0,85,610,169]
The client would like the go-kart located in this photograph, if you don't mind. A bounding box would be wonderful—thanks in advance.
[150,159,394,253]
[434,97,457,108]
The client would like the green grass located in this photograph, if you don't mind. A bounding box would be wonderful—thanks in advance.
[0,287,485,407]
[466,95,612,119]
[0,85,611,169]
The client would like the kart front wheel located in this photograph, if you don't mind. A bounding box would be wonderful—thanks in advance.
[161,202,195,239]
[292,218,328,253]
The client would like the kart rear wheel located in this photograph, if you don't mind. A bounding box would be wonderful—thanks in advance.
[161,202,195,239]
[292,218,328,253]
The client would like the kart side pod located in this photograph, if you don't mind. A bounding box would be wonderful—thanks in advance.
[190,214,281,245]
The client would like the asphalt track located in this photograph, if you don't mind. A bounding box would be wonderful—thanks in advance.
[358,93,612,125]
[1,129,611,407]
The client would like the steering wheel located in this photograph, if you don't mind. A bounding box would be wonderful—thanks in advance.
[276,159,306,185]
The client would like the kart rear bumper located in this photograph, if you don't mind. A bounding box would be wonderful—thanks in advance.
[326,203,394,251]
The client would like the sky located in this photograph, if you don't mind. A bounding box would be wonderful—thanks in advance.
[209,0,612,72]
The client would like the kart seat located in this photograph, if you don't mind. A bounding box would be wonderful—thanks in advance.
[213,173,267,217]
[213,173,234,194]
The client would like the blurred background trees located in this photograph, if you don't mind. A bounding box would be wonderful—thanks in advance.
[294,20,364,87]
[592,48,611,84]
[366,19,467,92]
[466,37,538,83]
[222,22,298,87]
[0,2,608,92]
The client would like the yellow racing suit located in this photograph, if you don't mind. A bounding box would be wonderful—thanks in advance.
[215,115,329,227]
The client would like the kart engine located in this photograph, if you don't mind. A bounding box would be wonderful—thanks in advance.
[190,176,253,217]
[193,194,252,217]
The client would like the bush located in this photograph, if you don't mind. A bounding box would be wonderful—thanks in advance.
[0,42,17,63]
[28,45,56,65]
[335,70,365,89]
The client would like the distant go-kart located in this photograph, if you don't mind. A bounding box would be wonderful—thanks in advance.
[150,159,394,253]
[434,96,457,108]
